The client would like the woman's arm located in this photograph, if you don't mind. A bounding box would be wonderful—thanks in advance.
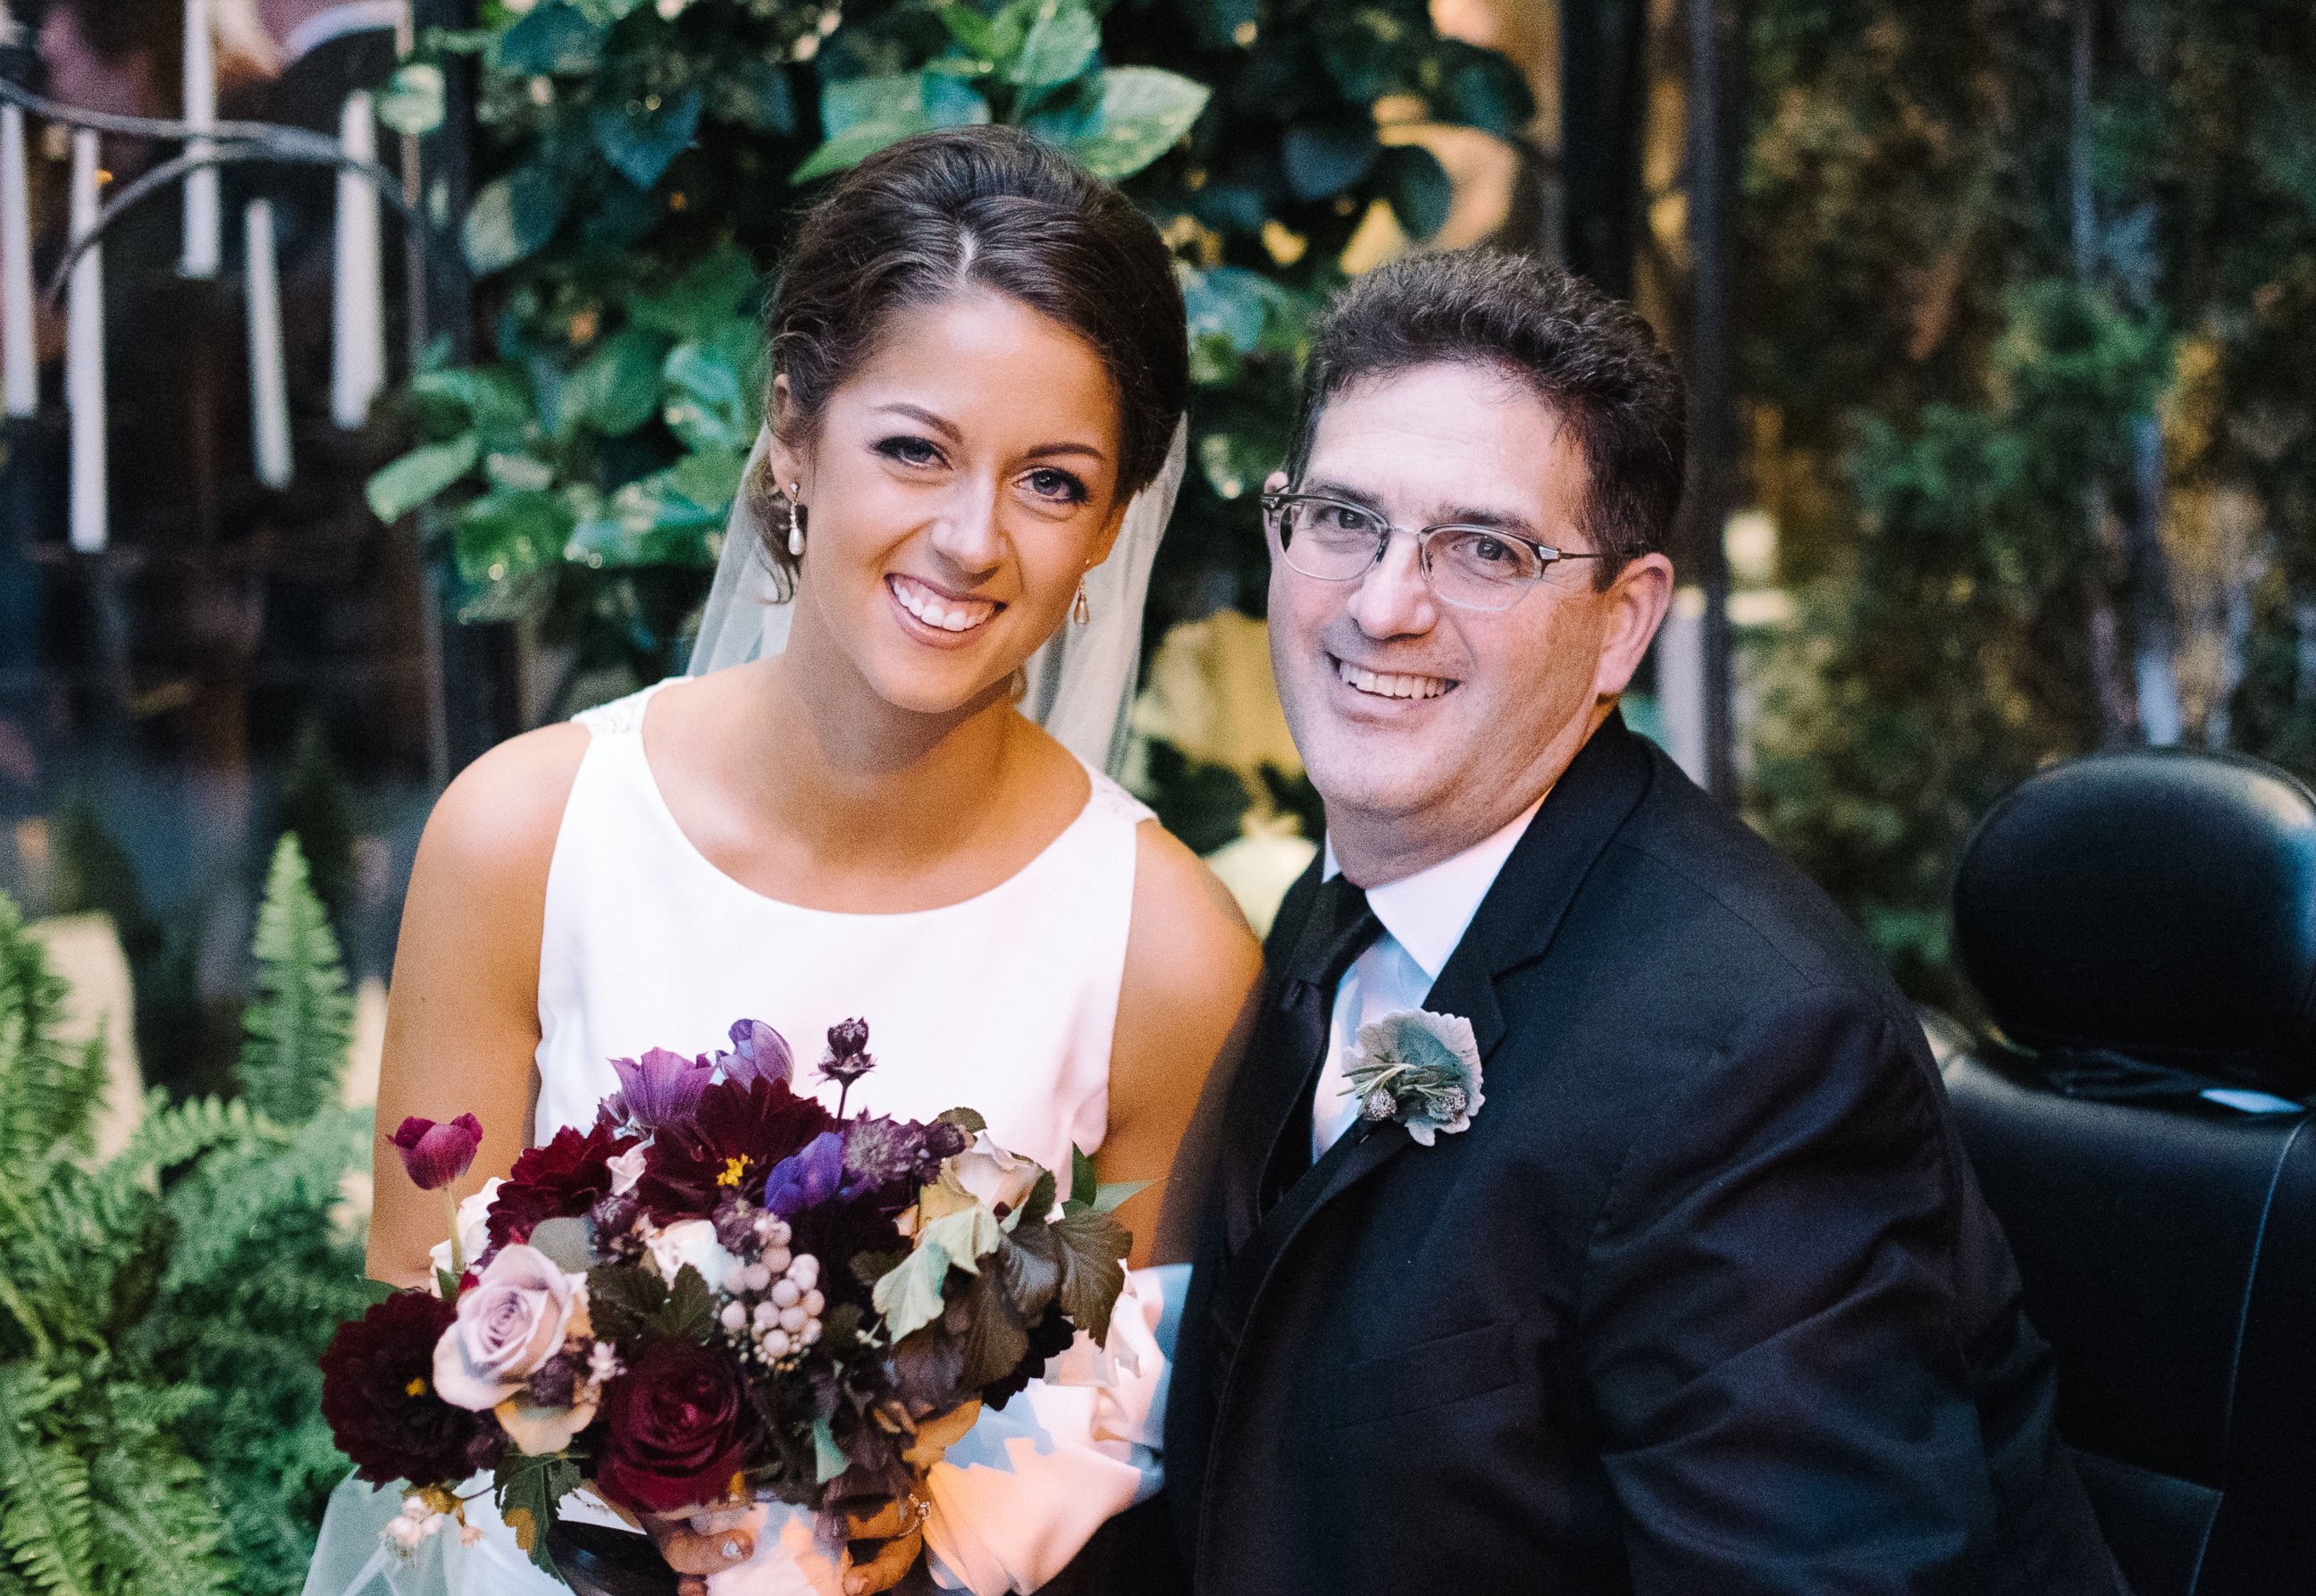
[1102,821,1264,1269]
[366,725,591,1289]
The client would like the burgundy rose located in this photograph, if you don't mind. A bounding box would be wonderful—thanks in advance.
[592,1339,752,1516]
[320,1291,504,1486]
[487,1119,639,1252]
[390,1114,482,1191]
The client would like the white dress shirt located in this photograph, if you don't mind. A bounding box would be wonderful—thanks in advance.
[1311,798,1543,1157]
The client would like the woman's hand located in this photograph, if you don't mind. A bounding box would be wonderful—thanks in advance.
[645,1503,755,1596]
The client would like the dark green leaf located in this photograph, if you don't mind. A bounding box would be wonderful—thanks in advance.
[953,1268,1031,1390]
[1050,1205,1129,1345]
[1068,67,1210,181]
[411,365,534,442]
[662,333,755,453]
[455,487,575,584]
[496,2,604,75]
[993,1227,1062,1320]
[1439,45,1535,138]
[627,247,762,342]
[1280,117,1380,201]
[494,1450,581,1572]
[711,58,795,136]
[583,1264,666,1346]
[656,1264,717,1342]
[663,446,748,512]
[366,433,479,522]
[591,87,703,190]
[558,328,670,438]
[1020,1168,1056,1226]
[850,1249,910,1290]
[436,1266,461,1298]
[936,1107,988,1136]
[1069,1146,1096,1210]
[1181,265,1271,355]
[1378,142,1452,240]
[463,165,569,275]
[1009,3,1101,89]
[1090,1180,1145,1214]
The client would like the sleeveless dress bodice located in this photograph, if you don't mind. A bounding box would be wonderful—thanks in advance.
[538,680,1151,1178]
[305,681,1180,1596]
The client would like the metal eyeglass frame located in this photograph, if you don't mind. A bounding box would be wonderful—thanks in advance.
[1260,491,1605,612]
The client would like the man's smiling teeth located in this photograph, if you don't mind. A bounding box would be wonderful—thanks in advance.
[890,575,996,634]
[1338,659,1455,700]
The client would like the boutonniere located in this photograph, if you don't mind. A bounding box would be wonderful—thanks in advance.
[1338,1009,1485,1146]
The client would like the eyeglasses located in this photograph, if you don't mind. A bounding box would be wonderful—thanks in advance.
[1261,492,1604,612]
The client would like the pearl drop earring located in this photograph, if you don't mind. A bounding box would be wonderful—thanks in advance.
[785,482,805,559]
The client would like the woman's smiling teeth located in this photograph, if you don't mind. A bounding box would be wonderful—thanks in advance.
[1337,659,1456,700]
[890,574,998,634]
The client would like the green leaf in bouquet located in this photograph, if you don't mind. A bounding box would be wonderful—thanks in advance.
[456,486,575,584]
[873,1247,952,1345]
[366,432,479,522]
[953,1267,1030,1390]
[1016,1169,1056,1230]
[917,1203,1005,1273]
[1050,1205,1129,1345]
[1068,68,1211,181]
[583,1264,665,1345]
[936,1106,988,1136]
[1091,1180,1145,1214]
[1009,2,1101,90]
[1070,1146,1097,1210]
[992,1228,1061,1320]
[496,0,605,74]
[495,1450,581,1573]
[464,164,569,275]
[526,1216,596,1273]
[436,1266,461,1298]
[850,1249,910,1291]
[591,87,704,190]
[657,1264,718,1343]
[811,1417,847,1485]
[558,328,671,438]
[376,63,446,137]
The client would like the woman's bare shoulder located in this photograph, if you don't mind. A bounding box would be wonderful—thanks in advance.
[1122,819,1263,1027]
[413,722,594,903]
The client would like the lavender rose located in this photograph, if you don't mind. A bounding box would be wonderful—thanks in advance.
[432,1245,583,1412]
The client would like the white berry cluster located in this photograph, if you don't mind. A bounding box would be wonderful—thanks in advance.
[716,1213,827,1366]
[383,1494,481,1556]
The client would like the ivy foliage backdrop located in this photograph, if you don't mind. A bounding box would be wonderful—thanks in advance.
[373,0,1533,701]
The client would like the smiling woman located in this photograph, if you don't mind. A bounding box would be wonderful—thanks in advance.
[345,126,1260,1596]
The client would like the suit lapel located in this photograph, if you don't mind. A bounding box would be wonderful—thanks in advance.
[1206,712,1659,1350]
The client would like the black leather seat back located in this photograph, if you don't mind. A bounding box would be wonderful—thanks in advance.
[1949,751,2316,1596]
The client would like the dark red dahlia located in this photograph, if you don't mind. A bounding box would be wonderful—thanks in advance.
[486,1118,641,1251]
[636,1076,835,1222]
[320,1291,504,1486]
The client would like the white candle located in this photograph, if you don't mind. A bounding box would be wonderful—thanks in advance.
[331,90,384,430]
[245,198,291,488]
[181,0,220,278]
[1,104,33,416]
[67,130,106,553]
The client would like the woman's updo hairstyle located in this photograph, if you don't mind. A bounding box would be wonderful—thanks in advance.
[752,125,1188,592]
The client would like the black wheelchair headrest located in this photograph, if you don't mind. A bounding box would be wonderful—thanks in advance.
[1953,750,2316,1096]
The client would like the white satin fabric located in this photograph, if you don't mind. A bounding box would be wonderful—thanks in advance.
[306,676,1178,1596]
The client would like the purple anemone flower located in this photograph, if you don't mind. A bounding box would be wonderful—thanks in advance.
[718,1019,794,1089]
[610,1047,714,1130]
[763,1130,847,1217]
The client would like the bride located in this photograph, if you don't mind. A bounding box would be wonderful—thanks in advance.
[324,126,1261,1596]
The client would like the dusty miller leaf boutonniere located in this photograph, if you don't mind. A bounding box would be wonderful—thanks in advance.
[1339,1009,1485,1146]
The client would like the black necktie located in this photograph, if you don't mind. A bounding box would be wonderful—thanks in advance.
[1257,872,1382,1213]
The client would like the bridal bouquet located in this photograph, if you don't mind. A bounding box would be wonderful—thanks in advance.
[319,1018,1137,1573]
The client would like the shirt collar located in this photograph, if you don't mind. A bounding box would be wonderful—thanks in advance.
[1322,797,1544,982]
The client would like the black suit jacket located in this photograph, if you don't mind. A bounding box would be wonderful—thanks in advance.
[1158,713,2126,1596]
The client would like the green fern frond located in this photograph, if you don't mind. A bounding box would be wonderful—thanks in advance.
[0,897,107,1178]
[87,1448,231,1596]
[0,1390,96,1596]
[160,1106,367,1290]
[236,837,353,1126]
[111,1094,263,1180]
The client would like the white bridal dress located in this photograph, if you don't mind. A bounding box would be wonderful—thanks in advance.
[306,425,1190,1596]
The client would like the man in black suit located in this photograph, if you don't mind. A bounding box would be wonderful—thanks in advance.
[1159,252,2127,1594]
